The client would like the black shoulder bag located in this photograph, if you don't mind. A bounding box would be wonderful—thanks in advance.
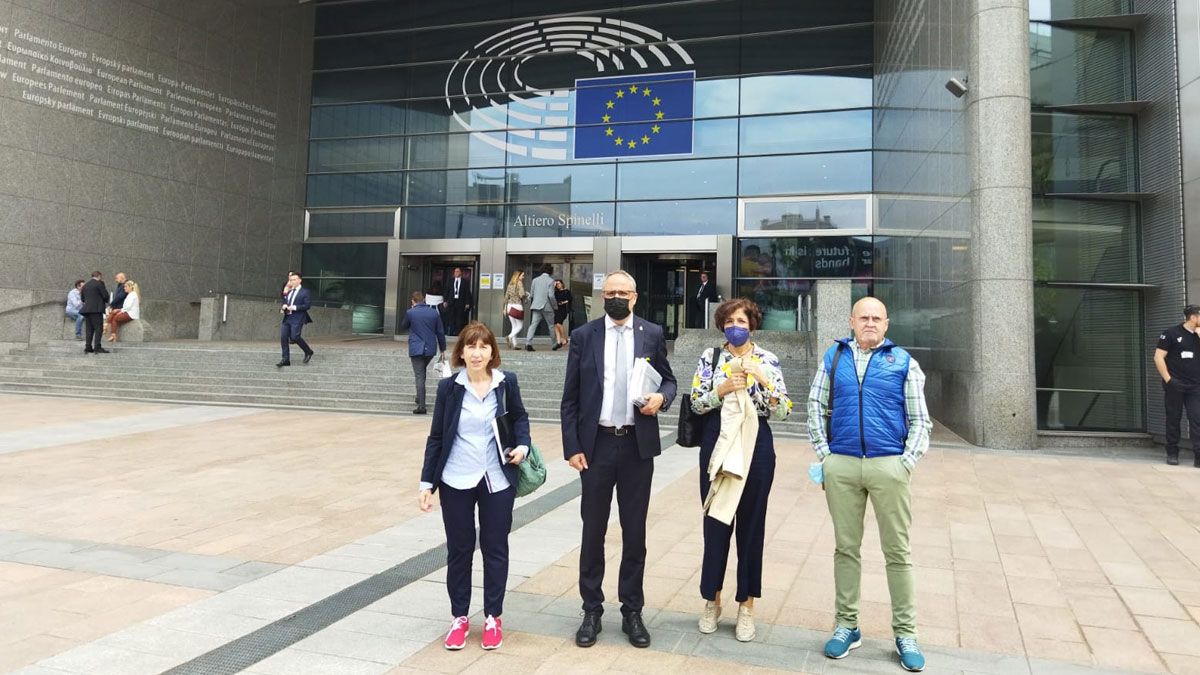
[676,345,723,448]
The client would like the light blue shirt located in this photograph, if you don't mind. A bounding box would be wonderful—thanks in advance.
[421,369,511,493]
[66,288,82,313]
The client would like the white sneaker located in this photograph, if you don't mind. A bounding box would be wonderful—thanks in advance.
[698,600,721,634]
[735,605,756,642]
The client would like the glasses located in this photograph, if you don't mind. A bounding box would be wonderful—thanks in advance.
[602,290,634,299]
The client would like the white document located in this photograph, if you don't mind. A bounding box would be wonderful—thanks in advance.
[630,358,663,407]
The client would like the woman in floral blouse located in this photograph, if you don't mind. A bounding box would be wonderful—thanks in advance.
[690,297,792,642]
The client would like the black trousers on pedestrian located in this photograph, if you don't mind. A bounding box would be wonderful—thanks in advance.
[279,319,312,361]
[410,355,433,407]
[698,415,776,602]
[83,313,104,351]
[1163,380,1200,458]
[440,479,515,618]
[579,430,654,616]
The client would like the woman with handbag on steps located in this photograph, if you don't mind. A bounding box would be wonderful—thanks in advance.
[419,321,530,652]
[689,298,792,643]
[503,271,528,350]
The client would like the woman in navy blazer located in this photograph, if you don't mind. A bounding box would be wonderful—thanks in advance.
[419,321,531,652]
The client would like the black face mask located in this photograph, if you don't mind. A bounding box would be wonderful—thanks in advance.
[604,296,631,320]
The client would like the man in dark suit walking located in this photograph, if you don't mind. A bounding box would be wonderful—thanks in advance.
[400,291,446,415]
[690,271,719,329]
[446,268,473,336]
[80,271,109,354]
[278,271,314,367]
[561,270,676,649]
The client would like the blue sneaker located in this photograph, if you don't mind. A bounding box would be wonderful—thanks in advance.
[896,636,925,672]
[823,625,862,659]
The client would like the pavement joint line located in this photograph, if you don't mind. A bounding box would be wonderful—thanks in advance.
[0,404,262,454]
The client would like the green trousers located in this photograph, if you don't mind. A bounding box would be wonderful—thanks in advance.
[824,453,916,637]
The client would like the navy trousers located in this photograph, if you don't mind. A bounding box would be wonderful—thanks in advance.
[698,413,776,602]
[279,318,312,361]
[440,479,515,617]
[579,430,654,616]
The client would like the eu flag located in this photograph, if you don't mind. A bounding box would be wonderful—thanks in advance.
[573,71,695,159]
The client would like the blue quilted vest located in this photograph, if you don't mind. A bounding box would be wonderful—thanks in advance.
[823,337,910,458]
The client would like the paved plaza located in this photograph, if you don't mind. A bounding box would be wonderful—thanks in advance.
[1,392,1199,674]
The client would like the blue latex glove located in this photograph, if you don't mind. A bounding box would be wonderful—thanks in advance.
[808,461,824,486]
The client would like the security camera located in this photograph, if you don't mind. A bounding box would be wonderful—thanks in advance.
[945,77,969,98]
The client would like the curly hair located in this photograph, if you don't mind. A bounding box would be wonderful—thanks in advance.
[713,298,762,332]
[450,321,502,371]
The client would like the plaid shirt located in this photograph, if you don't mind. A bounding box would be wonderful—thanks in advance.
[806,339,932,470]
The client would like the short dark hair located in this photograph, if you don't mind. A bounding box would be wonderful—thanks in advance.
[450,321,501,371]
[411,291,425,304]
[1186,305,1200,319]
[542,263,555,275]
[74,279,85,288]
[290,271,302,279]
[714,298,763,332]
[91,271,102,278]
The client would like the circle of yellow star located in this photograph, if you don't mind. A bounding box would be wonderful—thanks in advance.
[655,111,665,120]
[601,114,611,123]
[615,90,624,99]
[641,135,650,144]
[614,137,624,146]
[629,85,639,93]
[643,88,651,96]
[652,97,661,106]
[628,140,637,148]
[605,127,614,136]
[651,124,661,133]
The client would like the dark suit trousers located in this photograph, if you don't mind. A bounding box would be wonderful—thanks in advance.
[411,355,433,407]
[83,313,104,351]
[279,318,312,361]
[1163,380,1200,456]
[440,479,515,617]
[579,430,654,616]
[698,418,776,602]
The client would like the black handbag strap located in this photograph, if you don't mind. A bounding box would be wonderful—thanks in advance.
[824,344,844,441]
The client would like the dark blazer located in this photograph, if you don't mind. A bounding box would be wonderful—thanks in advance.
[693,281,718,313]
[110,283,128,310]
[400,303,446,357]
[560,315,677,462]
[447,277,473,308]
[80,278,109,314]
[281,286,314,325]
[421,372,531,494]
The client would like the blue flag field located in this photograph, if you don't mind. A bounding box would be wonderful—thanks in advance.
[573,71,695,159]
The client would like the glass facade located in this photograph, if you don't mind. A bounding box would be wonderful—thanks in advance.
[1029,5,1143,432]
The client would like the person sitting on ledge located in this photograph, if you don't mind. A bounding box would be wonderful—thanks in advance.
[106,281,140,342]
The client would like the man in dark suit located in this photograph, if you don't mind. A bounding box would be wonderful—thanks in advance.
[690,271,719,329]
[400,291,446,415]
[561,270,677,649]
[80,271,109,354]
[278,271,314,367]
[446,267,473,336]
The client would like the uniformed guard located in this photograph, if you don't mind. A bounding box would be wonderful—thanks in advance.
[1153,304,1200,466]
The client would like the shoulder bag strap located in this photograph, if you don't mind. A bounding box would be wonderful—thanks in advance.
[824,345,844,441]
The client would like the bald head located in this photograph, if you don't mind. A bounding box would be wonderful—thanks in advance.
[850,296,889,349]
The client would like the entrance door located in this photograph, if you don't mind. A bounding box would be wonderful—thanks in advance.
[399,256,477,336]
[508,255,593,336]
[624,254,717,340]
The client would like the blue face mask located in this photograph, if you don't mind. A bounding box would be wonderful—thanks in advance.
[724,325,751,347]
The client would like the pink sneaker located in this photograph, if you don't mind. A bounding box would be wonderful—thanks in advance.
[444,616,469,650]
[481,615,503,650]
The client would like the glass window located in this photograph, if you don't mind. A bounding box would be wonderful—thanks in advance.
[740,70,873,115]
[1032,112,1135,194]
[738,237,873,278]
[1030,25,1132,107]
[1035,286,1143,431]
[312,69,408,105]
[618,1,741,41]
[406,169,508,205]
[616,198,736,235]
[739,152,872,196]
[506,202,614,238]
[1029,0,1130,21]
[740,25,872,75]
[309,278,387,333]
[742,198,870,233]
[310,103,405,138]
[740,0,873,32]
[406,132,508,171]
[307,172,403,208]
[308,211,396,238]
[1033,198,1138,283]
[615,118,739,163]
[617,158,737,200]
[301,243,388,277]
[316,0,513,36]
[695,79,740,119]
[740,110,872,155]
[404,204,505,239]
[506,164,615,202]
[309,137,405,173]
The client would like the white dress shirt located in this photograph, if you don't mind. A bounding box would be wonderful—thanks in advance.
[420,369,518,493]
[453,277,461,299]
[599,315,636,427]
[120,292,140,320]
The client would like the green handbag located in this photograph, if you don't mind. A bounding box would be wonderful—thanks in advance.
[516,443,547,498]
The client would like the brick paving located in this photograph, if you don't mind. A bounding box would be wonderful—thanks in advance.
[2,392,1199,674]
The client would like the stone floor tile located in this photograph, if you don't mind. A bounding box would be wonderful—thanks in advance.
[1013,604,1083,641]
[1007,577,1068,608]
[94,623,227,658]
[1081,626,1167,672]
[1115,586,1191,620]
[249,649,396,675]
[0,634,76,672]
[958,613,1024,654]
[1001,553,1057,580]
[294,629,428,665]
[1065,593,1137,630]
[1160,653,1200,674]
[1138,616,1200,657]
[1100,561,1165,589]
[37,644,179,675]
[1022,637,1093,665]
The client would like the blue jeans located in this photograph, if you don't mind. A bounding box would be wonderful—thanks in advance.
[65,309,83,336]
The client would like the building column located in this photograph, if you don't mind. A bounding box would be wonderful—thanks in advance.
[967,0,1037,448]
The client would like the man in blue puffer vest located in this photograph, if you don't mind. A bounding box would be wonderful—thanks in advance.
[806,297,932,672]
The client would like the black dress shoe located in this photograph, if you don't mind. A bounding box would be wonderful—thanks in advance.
[1167,455,1180,466]
[525,345,534,352]
[276,360,290,367]
[622,612,650,648]
[552,343,561,351]
[303,352,313,364]
[84,348,94,354]
[413,407,427,415]
[575,611,602,648]
[94,347,110,354]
